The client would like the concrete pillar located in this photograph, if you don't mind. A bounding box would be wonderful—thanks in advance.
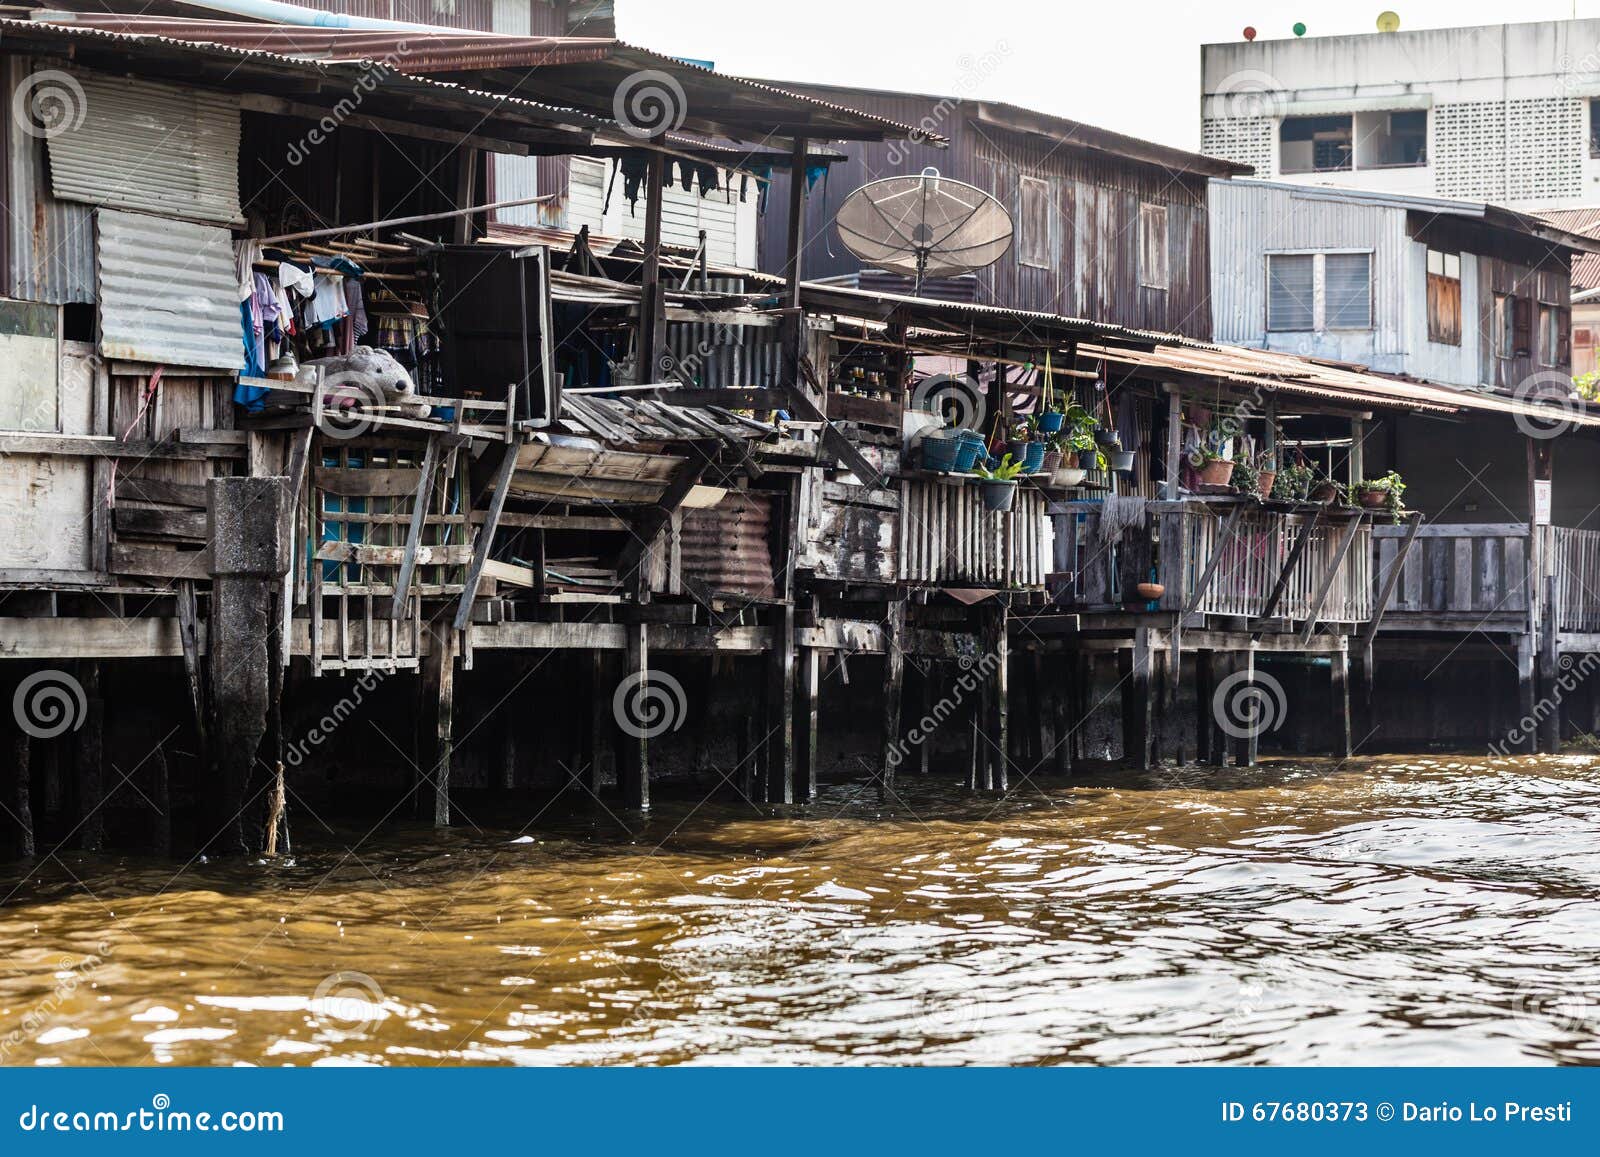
[206,476,289,855]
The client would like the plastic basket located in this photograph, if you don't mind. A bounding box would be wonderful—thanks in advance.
[920,430,961,472]
[1023,442,1047,474]
[953,431,985,472]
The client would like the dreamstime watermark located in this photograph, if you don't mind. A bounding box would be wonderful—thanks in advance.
[310,970,387,1036]
[13,670,87,740]
[12,69,86,140]
[885,650,1003,769]
[285,51,409,165]
[1209,69,1287,120]
[285,668,389,768]
[1211,667,1287,741]
[612,670,688,739]
[1488,651,1600,757]
[315,372,390,442]
[613,69,687,139]
[886,41,1011,165]
[0,944,112,1061]
[910,373,985,434]
[1510,977,1600,1039]
[1511,370,1582,441]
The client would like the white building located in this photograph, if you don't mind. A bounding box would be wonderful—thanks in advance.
[1200,19,1600,209]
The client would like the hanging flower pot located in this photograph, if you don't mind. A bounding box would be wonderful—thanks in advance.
[1036,410,1065,435]
[1076,449,1100,470]
[1198,458,1235,486]
[1256,470,1277,499]
[1309,480,1339,504]
[1108,450,1136,474]
[979,478,1018,512]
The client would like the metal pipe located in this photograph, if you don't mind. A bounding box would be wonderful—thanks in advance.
[257,191,556,244]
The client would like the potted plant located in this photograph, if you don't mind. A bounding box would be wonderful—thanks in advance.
[973,453,1025,512]
[1036,403,1066,436]
[1255,453,1278,500]
[1040,432,1066,475]
[1271,461,1314,502]
[1309,478,1342,505]
[1231,457,1259,496]
[1192,445,1235,487]
[1351,470,1406,522]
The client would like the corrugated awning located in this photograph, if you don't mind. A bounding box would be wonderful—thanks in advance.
[95,209,244,371]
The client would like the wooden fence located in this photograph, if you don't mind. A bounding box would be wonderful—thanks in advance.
[1370,523,1529,625]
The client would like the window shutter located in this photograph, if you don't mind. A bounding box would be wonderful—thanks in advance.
[1560,307,1573,365]
[1139,203,1168,289]
[1513,297,1533,356]
[1324,253,1371,328]
[1267,254,1315,330]
[1017,177,1050,269]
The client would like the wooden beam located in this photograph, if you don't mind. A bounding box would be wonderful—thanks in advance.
[390,436,440,619]
[620,623,650,810]
[879,599,906,801]
[1359,510,1424,645]
[1255,508,1324,626]
[1183,505,1245,614]
[452,446,521,630]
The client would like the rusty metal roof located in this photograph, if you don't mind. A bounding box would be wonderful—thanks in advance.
[22,15,939,145]
[560,392,778,447]
[1539,207,1600,291]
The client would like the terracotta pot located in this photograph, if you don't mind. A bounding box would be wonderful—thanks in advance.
[1198,458,1235,486]
[1136,582,1165,601]
[1358,487,1389,508]
[1309,481,1339,504]
[1256,470,1277,498]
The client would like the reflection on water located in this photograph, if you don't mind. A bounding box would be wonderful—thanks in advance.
[4,755,1600,1066]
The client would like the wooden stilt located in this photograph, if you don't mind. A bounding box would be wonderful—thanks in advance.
[1125,627,1154,771]
[983,602,1010,791]
[619,622,650,810]
[918,662,935,776]
[10,728,33,859]
[1196,650,1219,766]
[1517,636,1538,755]
[1539,574,1561,754]
[74,661,104,853]
[1053,649,1073,777]
[880,599,906,801]
[1330,645,1352,759]
[586,651,615,794]
[150,743,171,858]
[1242,649,1260,768]
[795,647,820,802]
[420,619,457,826]
[767,604,796,805]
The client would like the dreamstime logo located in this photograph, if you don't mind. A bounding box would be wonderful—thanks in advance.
[886,40,1011,164]
[1211,668,1287,741]
[1510,979,1597,1039]
[1489,651,1600,757]
[13,670,87,740]
[1212,69,1285,120]
[613,70,687,139]
[310,971,387,1035]
[285,53,407,165]
[909,374,986,434]
[612,670,688,739]
[0,943,111,1061]
[315,373,388,441]
[1512,370,1581,441]
[12,70,86,140]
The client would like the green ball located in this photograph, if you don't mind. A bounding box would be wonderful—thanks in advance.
[1293,21,1307,35]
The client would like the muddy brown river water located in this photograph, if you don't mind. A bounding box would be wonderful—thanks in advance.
[3,755,1600,1066]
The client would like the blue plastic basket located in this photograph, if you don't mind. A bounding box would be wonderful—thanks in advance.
[953,431,985,472]
[1023,442,1047,474]
[1035,410,1065,435]
[921,430,961,472]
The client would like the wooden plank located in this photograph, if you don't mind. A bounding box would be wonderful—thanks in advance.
[1298,515,1367,644]
[453,446,520,630]
[109,542,212,579]
[314,466,424,497]
[115,476,208,508]
[317,541,473,566]
[114,505,208,541]
[1450,537,1473,612]
[389,436,441,619]
[1360,512,1423,644]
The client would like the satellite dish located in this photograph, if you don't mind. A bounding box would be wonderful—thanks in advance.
[834,168,1014,294]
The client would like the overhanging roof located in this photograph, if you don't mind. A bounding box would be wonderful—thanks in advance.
[23,15,938,147]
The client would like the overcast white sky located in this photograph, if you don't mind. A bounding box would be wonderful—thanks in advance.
[618,0,1599,151]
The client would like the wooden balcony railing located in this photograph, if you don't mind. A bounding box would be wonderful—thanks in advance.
[1370,523,1530,627]
[1543,525,1600,634]
[1051,499,1372,626]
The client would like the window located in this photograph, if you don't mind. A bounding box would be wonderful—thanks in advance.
[1017,176,1050,268]
[1139,203,1168,289]
[1494,293,1532,359]
[1280,115,1352,173]
[1267,254,1315,330]
[1539,303,1571,367]
[1426,249,1461,346]
[1354,109,1427,168]
[1267,251,1372,332]
[1325,253,1372,328]
[1591,98,1600,157]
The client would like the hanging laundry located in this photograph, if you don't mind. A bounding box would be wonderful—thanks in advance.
[306,272,349,327]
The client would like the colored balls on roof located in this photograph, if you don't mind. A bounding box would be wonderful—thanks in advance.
[1243,26,1257,40]
[1377,11,1401,32]
[1293,21,1307,36]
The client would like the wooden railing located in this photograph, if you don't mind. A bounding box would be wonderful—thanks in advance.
[1370,523,1529,625]
[898,478,1050,588]
[1543,525,1600,633]
[1052,500,1372,624]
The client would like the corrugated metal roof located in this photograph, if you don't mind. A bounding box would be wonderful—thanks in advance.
[1540,207,1600,291]
[22,15,937,144]
[48,70,242,227]
[95,209,243,371]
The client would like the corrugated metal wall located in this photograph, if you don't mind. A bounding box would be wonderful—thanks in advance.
[50,71,242,227]
[4,58,94,304]
[96,209,244,371]
[678,490,778,598]
[667,277,782,389]
[1207,179,1408,368]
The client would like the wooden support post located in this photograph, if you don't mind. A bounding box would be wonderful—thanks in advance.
[586,651,614,794]
[1125,627,1154,771]
[1241,649,1260,768]
[767,604,796,805]
[74,661,104,853]
[796,647,820,802]
[420,618,457,827]
[453,445,520,630]
[983,603,1010,791]
[1354,637,1376,749]
[453,146,479,244]
[1053,650,1073,777]
[1196,650,1220,766]
[1348,417,1365,487]
[1539,573,1561,755]
[151,744,171,859]
[636,150,668,381]
[918,663,934,776]
[1330,644,1352,760]
[880,600,906,801]
[1163,385,1183,500]
[1517,635,1538,756]
[619,623,650,810]
[9,727,33,859]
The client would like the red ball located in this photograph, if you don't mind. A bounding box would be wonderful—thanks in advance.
[1243,25,1257,40]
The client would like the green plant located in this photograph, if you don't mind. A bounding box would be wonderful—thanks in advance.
[1272,461,1315,501]
[1353,470,1407,523]
[1189,443,1231,466]
[1231,458,1259,495]
[1065,427,1097,453]
[974,454,1026,483]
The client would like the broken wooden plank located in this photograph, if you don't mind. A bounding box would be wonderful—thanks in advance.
[389,436,440,619]
[453,445,521,630]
